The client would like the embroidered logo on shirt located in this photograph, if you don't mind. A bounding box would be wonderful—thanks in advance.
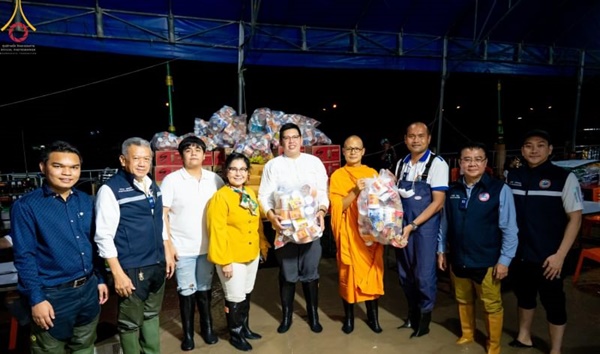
[539,179,552,189]
[478,193,490,202]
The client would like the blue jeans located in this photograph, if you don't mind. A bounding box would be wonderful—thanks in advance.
[175,254,215,296]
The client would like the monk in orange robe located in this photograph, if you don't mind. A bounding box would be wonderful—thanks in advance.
[329,135,385,334]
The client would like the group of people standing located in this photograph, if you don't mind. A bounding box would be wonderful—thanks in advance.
[331,123,582,354]
[8,121,582,354]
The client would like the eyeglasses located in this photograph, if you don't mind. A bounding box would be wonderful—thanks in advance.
[228,167,248,173]
[282,135,300,142]
[461,157,487,165]
[343,147,364,153]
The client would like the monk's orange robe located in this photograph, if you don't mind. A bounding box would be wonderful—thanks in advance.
[329,165,384,303]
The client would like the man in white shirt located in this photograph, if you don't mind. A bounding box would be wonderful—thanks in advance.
[161,136,224,351]
[258,123,329,334]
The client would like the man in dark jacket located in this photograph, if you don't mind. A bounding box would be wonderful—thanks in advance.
[95,137,175,354]
[506,129,582,353]
[438,142,518,354]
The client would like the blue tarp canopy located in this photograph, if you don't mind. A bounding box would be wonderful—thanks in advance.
[1,0,599,151]
[1,0,599,77]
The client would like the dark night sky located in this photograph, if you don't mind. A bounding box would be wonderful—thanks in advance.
[1,46,599,174]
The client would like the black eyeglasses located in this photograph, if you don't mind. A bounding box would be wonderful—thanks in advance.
[343,147,364,153]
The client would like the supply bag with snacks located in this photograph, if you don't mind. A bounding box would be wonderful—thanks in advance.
[357,169,406,248]
[272,184,324,249]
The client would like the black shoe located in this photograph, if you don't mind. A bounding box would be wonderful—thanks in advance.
[302,280,323,333]
[178,294,196,351]
[410,311,431,338]
[365,300,382,334]
[341,300,354,334]
[278,277,295,334]
[397,318,412,329]
[509,339,534,348]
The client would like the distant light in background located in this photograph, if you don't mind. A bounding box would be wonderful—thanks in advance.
[332,103,337,109]
[322,108,327,111]
[456,105,461,109]
[529,107,534,111]
[517,116,523,120]
[165,102,169,107]
[547,105,552,109]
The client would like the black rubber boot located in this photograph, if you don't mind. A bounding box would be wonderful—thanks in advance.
[341,300,354,334]
[366,299,383,333]
[225,301,252,351]
[196,290,218,345]
[178,294,195,351]
[241,293,262,339]
[278,276,296,334]
[398,306,416,329]
[302,280,323,333]
[411,311,431,338]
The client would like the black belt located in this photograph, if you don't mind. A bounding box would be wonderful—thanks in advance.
[49,273,93,290]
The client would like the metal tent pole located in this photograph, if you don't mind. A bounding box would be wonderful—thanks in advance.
[572,50,585,150]
[166,63,175,133]
[436,37,448,154]
[238,22,245,115]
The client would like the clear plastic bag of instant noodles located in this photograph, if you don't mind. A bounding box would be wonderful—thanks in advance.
[272,184,323,249]
[357,169,406,248]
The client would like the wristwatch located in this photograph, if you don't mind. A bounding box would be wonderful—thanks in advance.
[410,222,419,231]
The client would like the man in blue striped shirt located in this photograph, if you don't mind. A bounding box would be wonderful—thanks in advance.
[11,141,109,353]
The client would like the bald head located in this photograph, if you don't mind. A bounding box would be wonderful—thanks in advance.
[344,135,363,147]
[406,122,430,136]
[342,135,365,167]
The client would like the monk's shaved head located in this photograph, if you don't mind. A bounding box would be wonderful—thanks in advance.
[344,135,363,147]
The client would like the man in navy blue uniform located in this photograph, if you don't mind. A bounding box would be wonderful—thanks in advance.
[438,141,518,354]
[506,129,583,354]
[95,137,175,354]
[11,141,109,353]
[394,122,449,337]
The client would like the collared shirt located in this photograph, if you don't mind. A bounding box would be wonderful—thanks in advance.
[394,149,449,192]
[11,183,98,306]
[161,167,224,256]
[258,153,330,212]
[438,177,519,266]
[95,173,167,260]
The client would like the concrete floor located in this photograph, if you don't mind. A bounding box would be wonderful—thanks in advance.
[96,246,600,354]
[4,245,600,354]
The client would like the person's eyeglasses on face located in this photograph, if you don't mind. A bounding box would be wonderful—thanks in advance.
[228,167,248,173]
[282,135,300,142]
[344,147,364,154]
[461,157,487,165]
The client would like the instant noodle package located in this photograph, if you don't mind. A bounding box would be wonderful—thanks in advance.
[357,169,406,248]
[273,184,323,249]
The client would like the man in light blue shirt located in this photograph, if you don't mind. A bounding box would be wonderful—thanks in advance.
[438,141,518,354]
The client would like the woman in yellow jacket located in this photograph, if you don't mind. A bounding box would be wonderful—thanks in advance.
[207,152,270,352]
